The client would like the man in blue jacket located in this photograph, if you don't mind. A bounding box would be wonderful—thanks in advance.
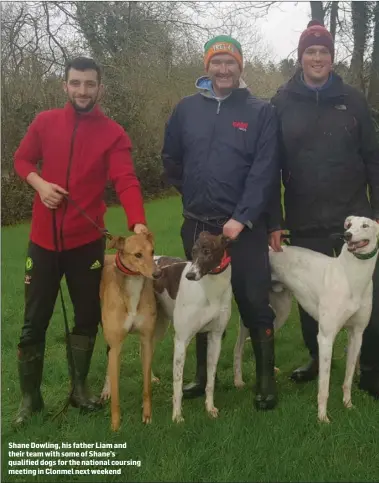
[161,35,283,410]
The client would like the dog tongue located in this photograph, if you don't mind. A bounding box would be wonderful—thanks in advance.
[356,240,368,248]
[349,240,368,249]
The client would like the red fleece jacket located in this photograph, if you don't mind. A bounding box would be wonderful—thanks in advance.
[14,102,147,251]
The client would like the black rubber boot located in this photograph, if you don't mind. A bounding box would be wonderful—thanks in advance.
[67,334,102,412]
[183,332,207,399]
[358,368,379,400]
[290,357,319,383]
[250,327,277,410]
[13,343,45,428]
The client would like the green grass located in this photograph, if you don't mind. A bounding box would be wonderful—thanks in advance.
[2,195,379,483]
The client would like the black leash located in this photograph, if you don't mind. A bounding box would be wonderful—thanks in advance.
[64,195,112,240]
[280,231,345,246]
[51,210,76,421]
[50,197,113,421]
[280,232,345,240]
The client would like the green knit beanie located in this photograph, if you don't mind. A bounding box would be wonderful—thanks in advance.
[203,35,243,70]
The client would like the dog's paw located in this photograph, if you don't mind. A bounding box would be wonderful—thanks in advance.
[111,416,121,431]
[207,406,219,418]
[172,413,184,423]
[234,379,245,389]
[142,413,152,424]
[100,388,111,402]
[318,414,330,424]
[343,398,354,409]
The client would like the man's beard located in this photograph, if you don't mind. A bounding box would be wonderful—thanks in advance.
[69,96,97,113]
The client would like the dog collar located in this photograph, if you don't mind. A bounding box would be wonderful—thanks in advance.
[352,242,379,260]
[115,251,140,276]
[209,251,231,275]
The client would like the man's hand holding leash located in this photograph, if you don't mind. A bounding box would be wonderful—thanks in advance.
[26,172,68,210]
[222,219,244,240]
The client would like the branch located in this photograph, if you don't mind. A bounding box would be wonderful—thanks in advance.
[42,2,68,62]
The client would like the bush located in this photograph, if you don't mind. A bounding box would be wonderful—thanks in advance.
[1,174,35,226]
[1,154,174,226]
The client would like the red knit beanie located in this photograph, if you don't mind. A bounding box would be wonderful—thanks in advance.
[298,20,334,62]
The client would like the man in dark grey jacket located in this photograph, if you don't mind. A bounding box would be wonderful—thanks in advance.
[270,20,379,399]
[162,35,283,410]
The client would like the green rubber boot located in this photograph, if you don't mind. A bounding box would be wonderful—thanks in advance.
[250,327,278,410]
[67,334,102,412]
[13,343,45,428]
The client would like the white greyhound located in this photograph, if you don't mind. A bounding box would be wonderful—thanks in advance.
[153,232,232,423]
[233,216,379,423]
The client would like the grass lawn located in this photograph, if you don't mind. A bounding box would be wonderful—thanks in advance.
[2,195,379,483]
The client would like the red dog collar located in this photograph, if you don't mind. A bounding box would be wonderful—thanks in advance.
[115,251,140,276]
[209,251,231,275]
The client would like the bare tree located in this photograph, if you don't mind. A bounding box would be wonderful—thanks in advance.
[330,1,339,38]
[368,1,379,109]
[310,1,325,23]
[350,1,370,91]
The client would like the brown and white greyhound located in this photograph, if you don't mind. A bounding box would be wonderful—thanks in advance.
[99,231,162,431]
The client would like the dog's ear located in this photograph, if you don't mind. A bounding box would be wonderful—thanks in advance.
[344,216,354,229]
[106,235,125,251]
[143,230,154,246]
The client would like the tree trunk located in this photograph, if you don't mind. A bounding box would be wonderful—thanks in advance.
[310,1,325,24]
[368,2,379,110]
[330,1,339,39]
[350,1,369,92]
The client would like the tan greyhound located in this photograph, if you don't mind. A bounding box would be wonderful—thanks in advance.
[99,231,161,431]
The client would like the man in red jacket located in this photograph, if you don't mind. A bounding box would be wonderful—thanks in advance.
[13,57,148,427]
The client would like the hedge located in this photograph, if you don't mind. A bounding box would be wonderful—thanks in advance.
[1,154,173,226]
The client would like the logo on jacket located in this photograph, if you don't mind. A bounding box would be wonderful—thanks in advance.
[232,121,248,132]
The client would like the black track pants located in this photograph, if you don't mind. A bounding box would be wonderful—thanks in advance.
[19,238,105,347]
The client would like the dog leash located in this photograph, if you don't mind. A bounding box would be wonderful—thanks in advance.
[51,210,76,421]
[279,232,345,240]
[64,195,113,240]
[50,194,118,420]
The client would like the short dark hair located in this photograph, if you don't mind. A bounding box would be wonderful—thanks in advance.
[64,57,102,83]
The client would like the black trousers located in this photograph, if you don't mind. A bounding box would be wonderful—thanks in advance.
[291,228,379,371]
[180,218,275,330]
[19,238,105,348]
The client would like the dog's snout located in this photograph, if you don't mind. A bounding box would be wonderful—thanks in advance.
[152,268,162,279]
[344,231,353,241]
[186,271,196,281]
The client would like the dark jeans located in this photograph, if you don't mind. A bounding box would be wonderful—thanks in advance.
[180,217,275,330]
[19,238,105,347]
[291,228,379,371]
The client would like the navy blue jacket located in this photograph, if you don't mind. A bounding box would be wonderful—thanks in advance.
[161,78,282,229]
[271,71,379,231]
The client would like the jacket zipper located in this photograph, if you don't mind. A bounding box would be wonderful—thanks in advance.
[206,101,221,162]
[59,117,79,250]
[204,100,222,211]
